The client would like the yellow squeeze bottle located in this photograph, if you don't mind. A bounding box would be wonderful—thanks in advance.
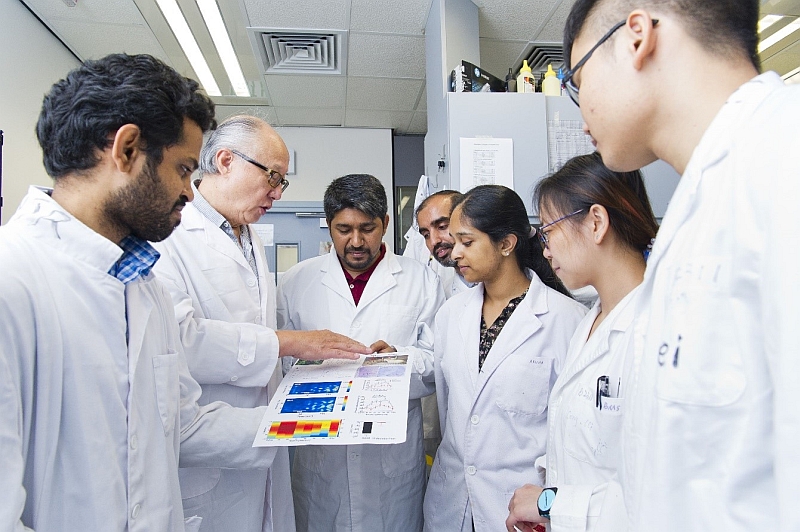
[542,64,561,96]
[516,60,535,93]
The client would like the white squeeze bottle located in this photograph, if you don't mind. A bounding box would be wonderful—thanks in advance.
[542,63,561,96]
[516,60,535,93]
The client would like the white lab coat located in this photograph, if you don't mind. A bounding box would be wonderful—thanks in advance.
[0,188,277,532]
[543,288,638,532]
[619,72,800,531]
[277,248,445,532]
[423,271,586,532]
[152,202,294,532]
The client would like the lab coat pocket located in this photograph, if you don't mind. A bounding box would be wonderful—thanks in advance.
[655,261,746,406]
[202,266,242,296]
[379,305,419,344]
[179,467,222,499]
[153,352,180,435]
[495,357,553,416]
[564,395,623,470]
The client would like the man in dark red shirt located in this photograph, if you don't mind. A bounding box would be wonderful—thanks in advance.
[276,173,446,532]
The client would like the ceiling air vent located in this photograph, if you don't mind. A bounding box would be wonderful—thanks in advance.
[517,41,564,75]
[247,28,348,76]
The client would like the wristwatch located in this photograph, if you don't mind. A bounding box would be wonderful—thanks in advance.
[537,487,558,519]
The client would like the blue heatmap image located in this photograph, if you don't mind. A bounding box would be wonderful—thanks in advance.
[290,381,341,395]
[281,397,336,414]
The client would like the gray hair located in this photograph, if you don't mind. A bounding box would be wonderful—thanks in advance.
[324,174,387,222]
[199,115,266,175]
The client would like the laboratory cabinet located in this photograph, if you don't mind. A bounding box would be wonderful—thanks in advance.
[439,91,680,219]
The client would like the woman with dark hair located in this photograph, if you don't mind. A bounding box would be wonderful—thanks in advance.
[423,185,587,532]
[506,152,658,532]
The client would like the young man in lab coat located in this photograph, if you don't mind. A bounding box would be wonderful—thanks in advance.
[533,0,800,530]
[0,54,317,531]
[277,174,446,532]
[152,116,370,532]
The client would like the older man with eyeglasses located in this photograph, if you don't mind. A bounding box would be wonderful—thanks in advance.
[152,115,371,532]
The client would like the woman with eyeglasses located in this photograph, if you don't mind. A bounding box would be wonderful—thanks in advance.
[422,185,587,532]
[505,152,658,532]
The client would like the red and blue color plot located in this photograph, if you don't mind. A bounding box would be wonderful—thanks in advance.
[267,420,340,439]
[281,397,336,414]
[345,380,353,392]
[289,381,341,395]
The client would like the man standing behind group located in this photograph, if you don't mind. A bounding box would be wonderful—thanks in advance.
[153,115,371,532]
[415,190,474,300]
[278,174,445,531]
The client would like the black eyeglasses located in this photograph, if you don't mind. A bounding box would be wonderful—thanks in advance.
[538,209,584,249]
[229,148,289,192]
[562,19,658,106]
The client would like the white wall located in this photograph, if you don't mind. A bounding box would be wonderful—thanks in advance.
[257,124,395,252]
[0,0,80,224]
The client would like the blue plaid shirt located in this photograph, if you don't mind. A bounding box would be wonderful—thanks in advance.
[108,236,161,284]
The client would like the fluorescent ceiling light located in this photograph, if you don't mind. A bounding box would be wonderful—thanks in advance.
[758,14,783,34]
[155,0,221,96]
[196,0,250,97]
[783,66,800,85]
[758,17,800,53]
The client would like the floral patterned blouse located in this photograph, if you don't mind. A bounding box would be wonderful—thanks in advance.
[478,289,528,371]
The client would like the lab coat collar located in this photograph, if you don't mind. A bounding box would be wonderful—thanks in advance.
[453,270,548,393]
[180,202,254,275]
[320,246,401,310]
[475,271,547,389]
[13,186,125,276]
[646,72,782,274]
[552,286,638,396]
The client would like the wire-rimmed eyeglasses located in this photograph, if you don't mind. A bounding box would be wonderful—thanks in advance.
[538,209,585,249]
[230,148,290,192]
[562,19,658,106]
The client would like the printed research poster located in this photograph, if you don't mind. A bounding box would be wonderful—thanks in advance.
[253,353,415,447]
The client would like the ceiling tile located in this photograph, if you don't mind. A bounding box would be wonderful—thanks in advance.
[350,0,430,35]
[344,109,414,131]
[346,77,423,111]
[762,37,800,75]
[51,20,168,61]
[265,76,346,108]
[416,82,427,110]
[532,0,576,42]
[408,111,428,134]
[24,0,147,24]
[476,0,562,41]
[348,33,426,78]
[275,107,343,126]
[215,105,278,125]
[242,0,349,30]
[479,38,529,80]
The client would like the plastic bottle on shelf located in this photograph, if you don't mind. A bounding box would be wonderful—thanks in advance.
[557,67,566,96]
[505,67,516,92]
[542,63,561,96]
[516,60,535,93]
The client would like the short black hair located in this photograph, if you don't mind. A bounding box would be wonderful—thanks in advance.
[324,174,388,222]
[414,189,464,222]
[564,0,760,71]
[36,53,217,179]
